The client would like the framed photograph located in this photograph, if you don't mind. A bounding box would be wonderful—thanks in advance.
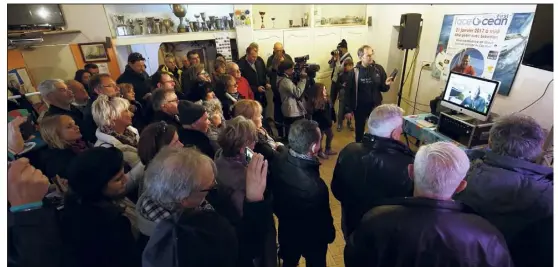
[78,42,109,63]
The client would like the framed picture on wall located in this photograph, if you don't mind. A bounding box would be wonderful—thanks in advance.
[78,42,110,63]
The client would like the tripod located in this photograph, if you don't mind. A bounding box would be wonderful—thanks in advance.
[396,48,410,107]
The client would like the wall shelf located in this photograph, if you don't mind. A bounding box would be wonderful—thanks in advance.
[112,30,237,46]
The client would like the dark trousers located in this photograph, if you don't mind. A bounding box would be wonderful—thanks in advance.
[354,103,375,142]
[284,116,304,139]
[280,240,328,267]
[321,128,333,151]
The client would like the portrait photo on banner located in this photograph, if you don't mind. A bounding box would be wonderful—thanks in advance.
[432,12,534,96]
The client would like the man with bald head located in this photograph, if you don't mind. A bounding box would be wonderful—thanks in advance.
[226,62,253,100]
[66,80,90,111]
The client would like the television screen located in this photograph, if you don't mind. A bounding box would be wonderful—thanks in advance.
[522,4,553,72]
[441,72,500,120]
[7,4,65,28]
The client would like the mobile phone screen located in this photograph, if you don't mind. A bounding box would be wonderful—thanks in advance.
[19,117,35,141]
[245,147,254,163]
[390,68,399,79]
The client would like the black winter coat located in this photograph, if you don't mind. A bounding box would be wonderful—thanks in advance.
[8,207,63,267]
[116,66,152,103]
[178,128,216,159]
[308,101,336,130]
[237,56,268,108]
[151,110,181,130]
[270,150,335,244]
[344,62,390,114]
[345,197,513,267]
[331,134,414,238]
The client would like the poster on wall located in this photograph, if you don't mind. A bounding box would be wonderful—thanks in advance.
[7,68,45,110]
[432,12,534,96]
[215,32,233,62]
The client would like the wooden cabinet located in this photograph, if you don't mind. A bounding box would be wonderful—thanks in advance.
[283,29,313,60]
[341,26,368,60]
[252,29,284,60]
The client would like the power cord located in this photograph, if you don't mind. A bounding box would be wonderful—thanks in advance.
[517,79,553,113]
[412,64,429,114]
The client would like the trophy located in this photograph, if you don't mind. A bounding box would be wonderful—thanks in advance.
[259,11,266,28]
[154,18,162,34]
[136,18,144,35]
[208,16,216,31]
[200,12,208,31]
[171,4,187,33]
[113,15,128,36]
[289,19,293,28]
[127,18,135,35]
[229,13,235,29]
[146,17,154,34]
[271,17,276,28]
[162,19,172,34]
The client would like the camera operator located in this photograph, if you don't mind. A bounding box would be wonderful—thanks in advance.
[267,42,293,138]
[277,60,307,137]
[344,45,393,142]
[329,39,353,131]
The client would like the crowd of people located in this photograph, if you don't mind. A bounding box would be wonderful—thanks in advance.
[6,40,553,267]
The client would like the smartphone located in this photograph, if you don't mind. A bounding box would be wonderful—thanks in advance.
[19,116,35,141]
[390,68,399,79]
[244,147,254,163]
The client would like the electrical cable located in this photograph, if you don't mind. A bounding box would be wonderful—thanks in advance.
[412,65,428,114]
[401,98,430,114]
[516,79,553,113]
[401,97,430,106]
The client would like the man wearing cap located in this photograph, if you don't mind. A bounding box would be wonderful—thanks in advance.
[116,52,152,103]
[177,100,214,158]
[329,39,353,131]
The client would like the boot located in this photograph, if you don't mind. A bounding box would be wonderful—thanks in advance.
[318,151,329,159]
[325,149,338,156]
[337,124,343,132]
[347,119,354,131]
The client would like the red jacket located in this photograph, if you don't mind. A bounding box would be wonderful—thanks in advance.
[237,77,254,100]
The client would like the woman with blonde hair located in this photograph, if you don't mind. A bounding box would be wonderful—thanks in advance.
[39,114,90,180]
[92,94,144,200]
[233,99,285,162]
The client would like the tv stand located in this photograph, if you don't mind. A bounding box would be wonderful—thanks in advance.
[437,112,494,148]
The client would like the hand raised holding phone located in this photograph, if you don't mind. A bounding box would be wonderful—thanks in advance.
[245,153,268,202]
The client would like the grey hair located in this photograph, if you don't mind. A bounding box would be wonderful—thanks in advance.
[226,62,239,74]
[151,88,173,111]
[143,146,216,210]
[489,114,545,161]
[288,119,320,154]
[413,142,470,199]
[203,98,223,118]
[37,79,64,99]
[91,94,130,127]
[367,104,404,138]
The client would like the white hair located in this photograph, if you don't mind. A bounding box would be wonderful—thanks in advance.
[226,62,239,74]
[143,146,216,210]
[37,79,64,98]
[413,142,470,199]
[91,95,130,128]
[367,104,404,138]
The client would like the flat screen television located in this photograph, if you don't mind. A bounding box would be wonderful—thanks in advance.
[7,4,65,30]
[522,4,553,72]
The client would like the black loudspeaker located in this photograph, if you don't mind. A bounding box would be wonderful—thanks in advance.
[398,13,422,50]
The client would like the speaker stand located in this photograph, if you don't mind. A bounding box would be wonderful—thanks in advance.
[396,48,409,107]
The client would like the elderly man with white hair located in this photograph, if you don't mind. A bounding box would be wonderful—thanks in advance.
[345,141,513,267]
[39,79,84,130]
[332,104,414,240]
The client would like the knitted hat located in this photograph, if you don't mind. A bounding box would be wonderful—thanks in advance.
[142,210,238,267]
[178,100,206,125]
[337,39,348,49]
[66,147,124,199]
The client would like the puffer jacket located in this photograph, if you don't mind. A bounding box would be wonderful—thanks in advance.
[277,76,307,118]
[345,197,513,267]
[454,149,553,243]
[331,133,414,238]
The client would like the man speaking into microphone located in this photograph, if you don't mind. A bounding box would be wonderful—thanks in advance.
[344,45,394,142]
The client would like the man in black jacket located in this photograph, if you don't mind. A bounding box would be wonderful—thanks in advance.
[344,45,394,142]
[151,88,181,129]
[238,45,270,112]
[271,119,335,267]
[8,158,62,267]
[345,142,513,267]
[177,100,215,159]
[331,104,414,239]
[266,42,293,138]
[38,79,84,130]
[116,52,152,102]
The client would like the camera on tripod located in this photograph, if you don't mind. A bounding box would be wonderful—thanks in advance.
[293,55,320,83]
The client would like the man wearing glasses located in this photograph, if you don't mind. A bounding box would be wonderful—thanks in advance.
[151,88,181,129]
[344,45,394,142]
[81,74,121,143]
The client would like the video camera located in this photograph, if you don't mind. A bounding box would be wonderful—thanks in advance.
[293,55,320,83]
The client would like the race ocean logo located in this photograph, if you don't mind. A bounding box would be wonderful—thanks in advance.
[455,14,510,26]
